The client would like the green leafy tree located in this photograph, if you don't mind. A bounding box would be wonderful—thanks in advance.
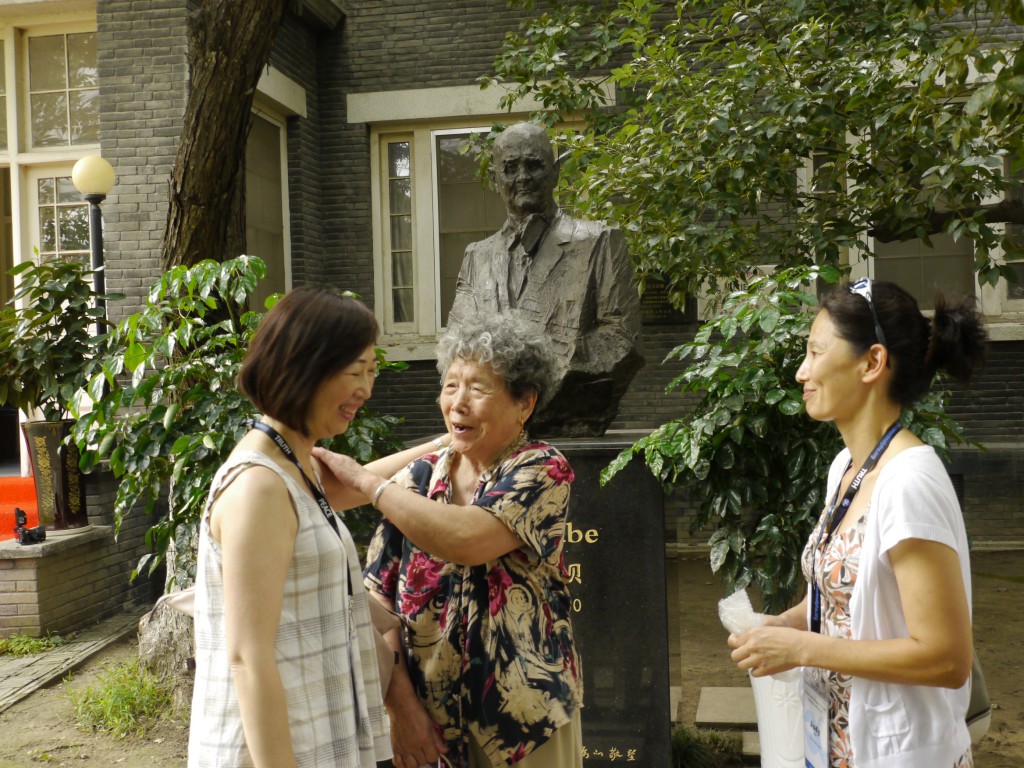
[603,265,971,610]
[0,258,107,421]
[484,0,1024,300]
[70,256,403,584]
[485,0,1008,606]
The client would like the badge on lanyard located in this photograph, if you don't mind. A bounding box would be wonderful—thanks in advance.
[803,667,830,768]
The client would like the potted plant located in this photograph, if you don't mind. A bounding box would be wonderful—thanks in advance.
[0,257,107,529]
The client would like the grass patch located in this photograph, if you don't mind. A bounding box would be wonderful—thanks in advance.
[65,657,174,738]
[672,723,744,767]
[0,632,67,656]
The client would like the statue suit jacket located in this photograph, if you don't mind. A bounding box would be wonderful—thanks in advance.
[447,209,640,384]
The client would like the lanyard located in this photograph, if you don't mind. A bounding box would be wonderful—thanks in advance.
[810,419,902,634]
[244,419,341,540]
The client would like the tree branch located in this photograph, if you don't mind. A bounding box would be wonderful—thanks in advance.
[869,198,1024,242]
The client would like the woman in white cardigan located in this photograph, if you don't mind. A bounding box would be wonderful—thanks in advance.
[728,278,986,768]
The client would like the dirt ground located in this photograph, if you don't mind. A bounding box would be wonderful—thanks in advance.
[0,550,1019,767]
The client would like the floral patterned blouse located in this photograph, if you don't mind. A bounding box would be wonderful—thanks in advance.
[363,434,584,767]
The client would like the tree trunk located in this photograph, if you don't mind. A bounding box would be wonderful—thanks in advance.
[142,0,289,710]
[161,0,290,270]
[138,533,198,714]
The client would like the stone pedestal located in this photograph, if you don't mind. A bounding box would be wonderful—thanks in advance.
[554,435,670,766]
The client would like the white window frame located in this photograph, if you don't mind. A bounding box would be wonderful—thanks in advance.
[246,104,293,304]
[18,21,98,152]
[370,120,519,358]
[1,13,97,275]
[25,162,87,262]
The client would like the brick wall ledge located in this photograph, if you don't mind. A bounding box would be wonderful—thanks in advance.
[0,525,113,559]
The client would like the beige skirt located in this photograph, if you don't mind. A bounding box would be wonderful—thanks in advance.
[467,710,583,768]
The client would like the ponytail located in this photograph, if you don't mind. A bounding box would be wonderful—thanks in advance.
[925,295,987,385]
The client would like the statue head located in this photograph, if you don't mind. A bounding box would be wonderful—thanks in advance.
[490,123,559,220]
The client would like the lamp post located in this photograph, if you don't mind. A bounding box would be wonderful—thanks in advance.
[71,155,115,332]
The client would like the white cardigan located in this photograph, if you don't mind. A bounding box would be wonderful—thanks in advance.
[818,445,972,768]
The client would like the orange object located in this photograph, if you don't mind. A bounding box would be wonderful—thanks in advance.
[0,476,39,542]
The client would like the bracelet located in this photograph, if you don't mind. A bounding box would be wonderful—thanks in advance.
[372,478,395,509]
[431,436,446,450]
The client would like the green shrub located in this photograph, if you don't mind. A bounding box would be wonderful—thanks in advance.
[65,658,174,738]
[0,632,66,657]
[671,723,743,767]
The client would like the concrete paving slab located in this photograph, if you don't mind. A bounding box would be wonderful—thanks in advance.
[694,685,757,730]
[742,730,761,756]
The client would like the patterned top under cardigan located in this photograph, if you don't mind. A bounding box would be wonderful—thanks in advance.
[188,451,391,767]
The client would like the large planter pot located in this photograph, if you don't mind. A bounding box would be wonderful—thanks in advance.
[20,420,89,530]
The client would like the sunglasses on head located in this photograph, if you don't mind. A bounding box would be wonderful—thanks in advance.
[848,277,887,348]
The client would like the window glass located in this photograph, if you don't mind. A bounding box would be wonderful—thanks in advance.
[67,32,97,89]
[28,33,99,148]
[1007,262,1024,302]
[69,89,99,144]
[38,178,55,205]
[386,140,414,324]
[244,113,288,311]
[36,176,89,263]
[435,132,505,326]
[0,169,13,307]
[30,92,67,147]
[28,35,65,91]
[873,233,974,309]
[0,41,7,150]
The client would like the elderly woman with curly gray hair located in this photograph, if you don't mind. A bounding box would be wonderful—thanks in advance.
[315,310,584,768]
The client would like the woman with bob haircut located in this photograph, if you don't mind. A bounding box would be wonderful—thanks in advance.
[188,287,449,768]
[728,279,987,768]
[315,310,584,768]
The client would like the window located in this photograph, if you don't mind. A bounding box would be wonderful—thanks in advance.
[0,169,13,306]
[350,81,607,353]
[384,138,414,324]
[27,31,98,148]
[1000,158,1024,312]
[375,126,505,342]
[1006,262,1024,302]
[0,40,7,151]
[35,173,89,263]
[434,130,506,325]
[873,233,975,309]
[245,112,290,310]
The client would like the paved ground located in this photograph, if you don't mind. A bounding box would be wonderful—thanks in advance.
[0,608,147,713]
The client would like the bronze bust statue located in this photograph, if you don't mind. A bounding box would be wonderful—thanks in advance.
[447,123,643,437]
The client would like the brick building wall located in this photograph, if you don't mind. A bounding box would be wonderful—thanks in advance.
[96,0,192,324]
[312,0,539,301]
[269,15,329,286]
[96,1,337,312]
[0,470,157,637]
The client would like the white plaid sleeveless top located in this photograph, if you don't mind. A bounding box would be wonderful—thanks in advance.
[188,451,390,767]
